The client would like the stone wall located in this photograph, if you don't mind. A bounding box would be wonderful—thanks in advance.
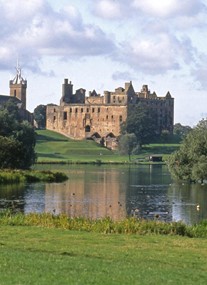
[46,79,174,148]
[47,104,127,140]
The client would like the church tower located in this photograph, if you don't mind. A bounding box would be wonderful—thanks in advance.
[10,63,27,109]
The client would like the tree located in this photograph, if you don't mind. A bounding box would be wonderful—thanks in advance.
[12,121,37,169]
[168,119,207,183]
[160,130,171,144]
[173,123,192,142]
[0,136,23,169]
[0,100,36,169]
[121,104,158,146]
[118,133,138,161]
[33,104,46,129]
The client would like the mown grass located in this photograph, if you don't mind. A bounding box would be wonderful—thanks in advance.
[0,221,207,285]
[0,170,68,184]
[35,130,180,164]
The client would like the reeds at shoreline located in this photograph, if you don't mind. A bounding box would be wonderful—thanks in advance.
[0,170,68,184]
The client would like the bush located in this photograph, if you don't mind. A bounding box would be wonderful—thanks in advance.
[0,170,68,184]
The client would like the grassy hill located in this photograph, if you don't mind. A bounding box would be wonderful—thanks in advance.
[35,130,116,163]
[35,129,180,164]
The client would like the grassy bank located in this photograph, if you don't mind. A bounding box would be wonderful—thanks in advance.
[1,211,207,238]
[0,222,207,285]
[0,170,68,184]
[35,129,179,164]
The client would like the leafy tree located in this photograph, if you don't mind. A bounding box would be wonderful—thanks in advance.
[118,133,138,161]
[173,123,192,142]
[12,121,36,169]
[160,130,171,144]
[0,100,36,169]
[168,119,207,183]
[121,104,158,146]
[0,136,23,169]
[33,104,46,129]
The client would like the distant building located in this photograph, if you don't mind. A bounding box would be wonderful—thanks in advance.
[46,79,174,149]
[0,65,33,124]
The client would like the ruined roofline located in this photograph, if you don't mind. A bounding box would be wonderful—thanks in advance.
[62,78,173,99]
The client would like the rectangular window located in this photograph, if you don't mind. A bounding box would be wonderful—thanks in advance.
[81,108,84,113]
[92,108,95,113]
[63,111,67,120]
[98,107,100,113]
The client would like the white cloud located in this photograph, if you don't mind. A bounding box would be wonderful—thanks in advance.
[0,0,115,72]
[0,0,47,20]
[118,33,188,74]
[132,0,178,18]
[93,0,121,19]
[191,55,207,89]
[132,0,205,18]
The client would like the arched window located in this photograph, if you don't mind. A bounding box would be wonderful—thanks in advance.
[85,125,91,132]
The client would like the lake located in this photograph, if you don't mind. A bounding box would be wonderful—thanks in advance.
[0,164,207,224]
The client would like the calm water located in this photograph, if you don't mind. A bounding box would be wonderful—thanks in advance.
[0,165,207,224]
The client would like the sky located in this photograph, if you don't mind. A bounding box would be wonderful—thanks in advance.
[0,0,207,126]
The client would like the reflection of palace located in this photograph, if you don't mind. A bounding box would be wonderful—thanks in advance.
[44,168,127,220]
[20,166,207,224]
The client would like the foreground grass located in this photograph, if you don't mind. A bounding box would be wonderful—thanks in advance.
[0,170,68,184]
[0,225,207,285]
[36,129,180,164]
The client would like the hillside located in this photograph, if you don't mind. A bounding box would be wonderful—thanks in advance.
[35,129,180,164]
[35,130,115,163]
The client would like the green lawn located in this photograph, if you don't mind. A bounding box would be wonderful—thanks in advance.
[0,225,207,285]
[35,129,180,163]
[36,130,115,163]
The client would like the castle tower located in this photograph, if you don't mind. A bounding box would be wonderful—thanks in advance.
[10,64,27,109]
[60,78,73,105]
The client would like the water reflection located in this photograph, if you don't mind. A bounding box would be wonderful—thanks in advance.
[0,165,207,224]
[44,167,127,220]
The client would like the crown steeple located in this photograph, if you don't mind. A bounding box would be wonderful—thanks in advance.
[10,62,27,109]
[12,60,27,85]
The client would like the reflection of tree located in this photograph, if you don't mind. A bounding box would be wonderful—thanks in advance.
[0,183,26,199]
[125,165,173,220]
[0,183,27,213]
[168,183,207,224]
[8,165,206,225]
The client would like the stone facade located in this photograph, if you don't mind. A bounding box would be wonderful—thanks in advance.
[0,67,33,124]
[46,79,174,148]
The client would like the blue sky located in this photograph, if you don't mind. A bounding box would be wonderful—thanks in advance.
[0,0,207,126]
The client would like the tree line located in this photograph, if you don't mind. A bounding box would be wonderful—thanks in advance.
[19,102,207,183]
[0,100,36,169]
[118,103,192,160]
[168,119,207,183]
